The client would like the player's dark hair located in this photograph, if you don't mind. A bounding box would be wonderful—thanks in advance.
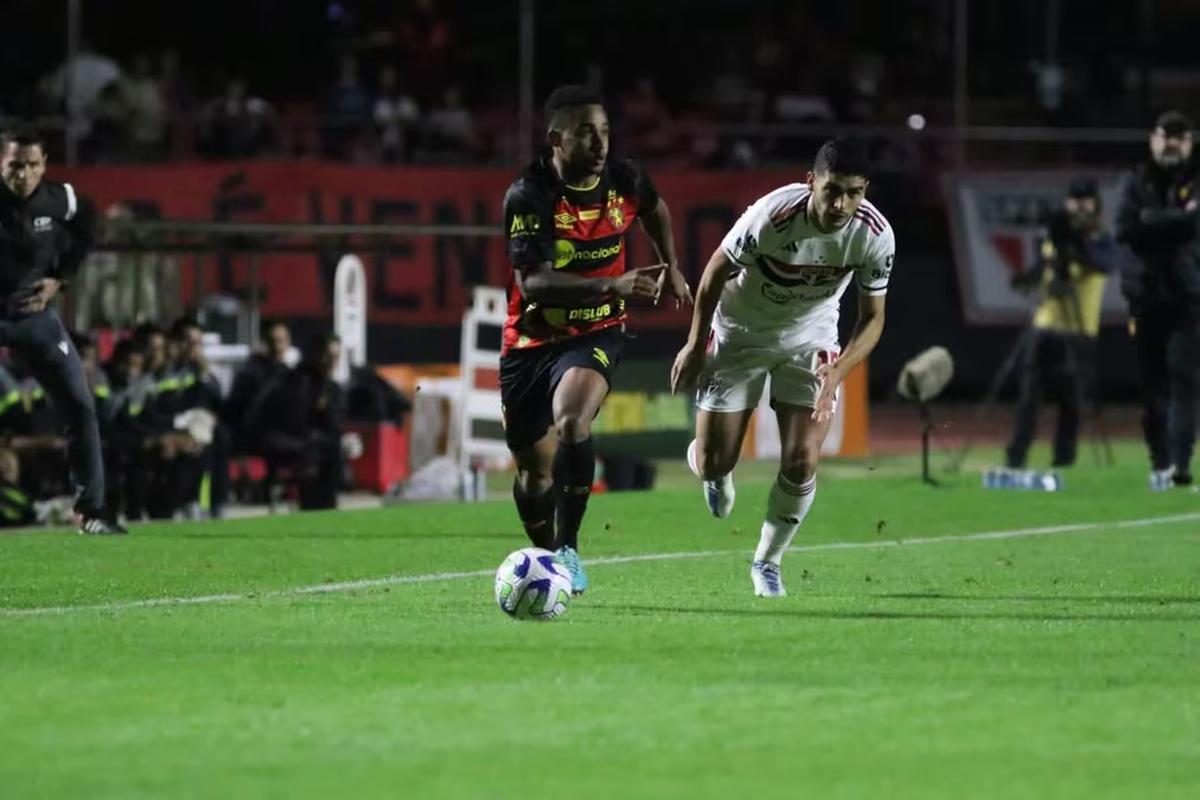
[544,85,604,129]
[1,126,47,152]
[813,138,872,179]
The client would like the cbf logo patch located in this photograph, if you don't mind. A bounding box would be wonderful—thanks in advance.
[33,216,52,232]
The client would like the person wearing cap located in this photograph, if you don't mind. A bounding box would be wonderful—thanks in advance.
[1116,110,1200,489]
[1006,178,1125,470]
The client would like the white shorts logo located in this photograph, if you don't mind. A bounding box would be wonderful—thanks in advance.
[58,340,69,355]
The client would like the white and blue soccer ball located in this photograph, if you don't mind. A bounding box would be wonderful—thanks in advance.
[494,547,572,621]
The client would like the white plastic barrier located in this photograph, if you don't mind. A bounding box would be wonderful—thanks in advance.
[458,287,512,499]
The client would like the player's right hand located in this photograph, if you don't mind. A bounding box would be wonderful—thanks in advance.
[670,340,705,395]
[611,263,667,301]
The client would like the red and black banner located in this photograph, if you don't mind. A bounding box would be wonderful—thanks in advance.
[60,163,796,329]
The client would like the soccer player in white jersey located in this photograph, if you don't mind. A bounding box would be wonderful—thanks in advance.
[670,138,895,597]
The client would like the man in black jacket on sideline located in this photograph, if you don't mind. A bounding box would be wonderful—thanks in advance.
[1116,110,1200,490]
[0,127,123,532]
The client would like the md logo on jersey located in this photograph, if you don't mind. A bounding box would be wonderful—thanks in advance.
[509,213,540,237]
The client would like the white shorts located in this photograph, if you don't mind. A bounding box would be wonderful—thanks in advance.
[695,336,840,413]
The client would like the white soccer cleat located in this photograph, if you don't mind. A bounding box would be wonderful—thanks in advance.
[688,439,735,518]
[751,561,786,598]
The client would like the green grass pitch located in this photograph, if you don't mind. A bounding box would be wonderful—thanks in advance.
[1,444,1197,799]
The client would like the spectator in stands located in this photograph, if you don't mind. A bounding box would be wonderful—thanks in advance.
[199,78,278,158]
[120,55,168,161]
[87,80,133,162]
[323,54,374,160]
[38,39,122,144]
[246,333,345,510]
[159,50,198,158]
[421,85,475,161]
[360,0,454,104]
[374,65,420,163]
[619,77,673,159]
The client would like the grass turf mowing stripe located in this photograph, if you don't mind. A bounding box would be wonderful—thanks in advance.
[4,510,1198,619]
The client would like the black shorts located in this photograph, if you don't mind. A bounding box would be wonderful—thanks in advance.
[499,327,627,450]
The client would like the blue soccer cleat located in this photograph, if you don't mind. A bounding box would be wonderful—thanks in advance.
[556,545,588,595]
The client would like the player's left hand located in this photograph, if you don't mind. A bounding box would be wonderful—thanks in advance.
[18,278,62,313]
[655,265,694,309]
[811,363,842,423]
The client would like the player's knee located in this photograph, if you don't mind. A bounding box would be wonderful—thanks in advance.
[780,446,819,483]
[516,467,553,495]
[554,412,592,443]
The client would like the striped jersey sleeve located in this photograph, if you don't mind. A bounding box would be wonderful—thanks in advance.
[720,184,811,268]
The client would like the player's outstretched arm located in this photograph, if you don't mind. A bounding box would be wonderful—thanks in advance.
[812,293,886,421]
[517,261,666,305]
[670,248,738,394]
[639,198,692,308]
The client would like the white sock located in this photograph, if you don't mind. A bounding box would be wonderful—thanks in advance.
[753,474,816,565]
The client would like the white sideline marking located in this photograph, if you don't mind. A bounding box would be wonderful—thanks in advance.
[3,512,1198,619]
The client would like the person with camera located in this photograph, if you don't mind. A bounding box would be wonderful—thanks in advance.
[1006,179,1125,471]
[1116,110,1200,489]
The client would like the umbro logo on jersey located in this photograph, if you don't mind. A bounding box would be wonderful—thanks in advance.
[33,216,52,231]
[57,340,69,355]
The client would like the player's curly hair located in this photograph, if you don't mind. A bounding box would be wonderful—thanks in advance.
[814,138,872,179]
[544,85,604,128]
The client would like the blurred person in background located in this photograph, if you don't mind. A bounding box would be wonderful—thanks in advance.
[130,322,199,518]
[0,128,122,533]
[199,78,279,158]
[1005,179,1126,471]
[373,65,420,163]
[38,40,121,145]
[120,54,168,161]
[246,333,346,510]
[101,337,151,519]
[420,85,476,161]
[322,54,373,160]
[1116,110,1200,490]
[169,317,226,518]
[224,318,295,454]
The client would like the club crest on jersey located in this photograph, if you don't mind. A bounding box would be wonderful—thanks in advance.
[606,189,625,227]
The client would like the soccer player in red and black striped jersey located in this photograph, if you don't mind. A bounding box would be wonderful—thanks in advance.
[499,85,691,594]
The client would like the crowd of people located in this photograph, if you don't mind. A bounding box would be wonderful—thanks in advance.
[0,0,1186,169]
[0,318,359,527]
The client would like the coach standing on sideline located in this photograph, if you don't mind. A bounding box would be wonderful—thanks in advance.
[1116,110,1200,490]
[0,128,125,533]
